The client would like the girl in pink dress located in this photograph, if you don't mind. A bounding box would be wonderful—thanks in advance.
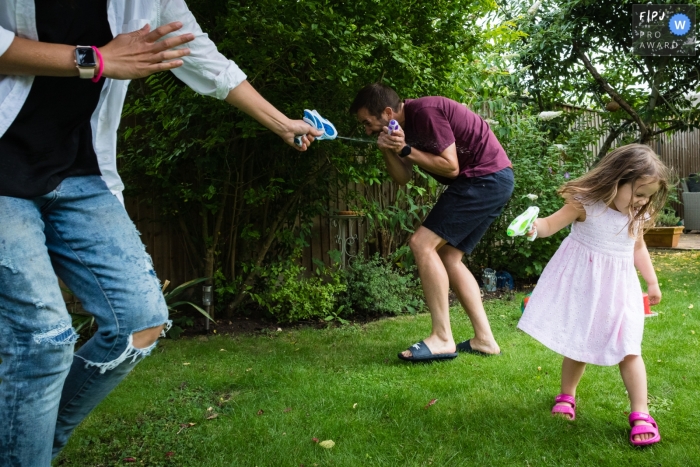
[517,144,670,446]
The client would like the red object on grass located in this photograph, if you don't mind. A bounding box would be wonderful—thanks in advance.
[642,292,656,317]
[643,293,650,314]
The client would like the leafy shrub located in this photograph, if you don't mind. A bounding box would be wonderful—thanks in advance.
[250,257,346,323]
[656,208,680,227]
[118,0,503,316]
[342,254,424,315]
[465,104,603,279]
[162,278,215,339]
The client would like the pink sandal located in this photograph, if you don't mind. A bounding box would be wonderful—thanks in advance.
[629,412,661,446]
[551,394,576,420]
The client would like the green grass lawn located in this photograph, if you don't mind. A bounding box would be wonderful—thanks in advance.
[56,251,700,466]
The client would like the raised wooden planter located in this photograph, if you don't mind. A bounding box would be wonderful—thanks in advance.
[643,226,684,248]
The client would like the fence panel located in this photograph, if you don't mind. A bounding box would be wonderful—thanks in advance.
[127,124,700,286]
[653,128,700,219]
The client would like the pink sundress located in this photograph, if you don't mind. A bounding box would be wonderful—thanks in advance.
[517,201,645,366]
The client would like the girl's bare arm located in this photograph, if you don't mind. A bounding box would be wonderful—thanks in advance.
[634,236,661,304]
[529,202,584,238]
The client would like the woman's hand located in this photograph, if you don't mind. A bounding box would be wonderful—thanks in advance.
[282,120,323,151]
[99,22,195,80]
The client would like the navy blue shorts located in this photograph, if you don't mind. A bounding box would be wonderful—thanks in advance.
[422,167,514,254]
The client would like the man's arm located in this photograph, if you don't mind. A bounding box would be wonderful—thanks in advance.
[405,143,459,179]
[377,128,458,185]
[379,147,413,186]
[0,23,194,78]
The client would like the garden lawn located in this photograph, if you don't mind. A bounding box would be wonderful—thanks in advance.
[56,251,700,467]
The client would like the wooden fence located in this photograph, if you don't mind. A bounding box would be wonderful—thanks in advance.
[125,197,192,286]
[652,128,700,219]
[127,119,700,286]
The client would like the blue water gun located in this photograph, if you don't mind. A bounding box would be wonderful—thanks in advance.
[294,109,337,147]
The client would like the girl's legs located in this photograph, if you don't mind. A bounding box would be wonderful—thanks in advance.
[555,357,587,418]
[619,354,654,442]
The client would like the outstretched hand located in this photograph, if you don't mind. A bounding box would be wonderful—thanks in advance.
[284,120,323,151]
[99,22,195,80]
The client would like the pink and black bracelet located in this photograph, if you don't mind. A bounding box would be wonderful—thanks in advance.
[91,46,104,82]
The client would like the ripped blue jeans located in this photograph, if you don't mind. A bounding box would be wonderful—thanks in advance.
[0,176,169,465]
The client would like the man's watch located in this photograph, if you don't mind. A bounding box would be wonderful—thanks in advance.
[75,46,97,79]
[399,144,412,158]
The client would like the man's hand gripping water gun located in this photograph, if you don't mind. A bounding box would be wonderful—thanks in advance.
[507,206,539,241]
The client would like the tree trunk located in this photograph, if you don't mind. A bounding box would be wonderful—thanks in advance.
[227,161,330,315]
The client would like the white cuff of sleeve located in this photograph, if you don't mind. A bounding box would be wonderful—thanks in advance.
[214,60,247,100]
[0,27,16,57]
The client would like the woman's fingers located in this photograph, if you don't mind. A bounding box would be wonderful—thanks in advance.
[143,21,184,42]
[130,23,152,38]
[100,21,199,78]
[151,31,195,54]
[157,48,191,63]
[148,59,185,73]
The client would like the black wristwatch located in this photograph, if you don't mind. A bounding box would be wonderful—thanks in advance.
[75,46,97,79]
[399,144,412,158]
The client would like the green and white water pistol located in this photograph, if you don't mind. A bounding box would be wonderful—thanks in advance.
[507,206,539,241]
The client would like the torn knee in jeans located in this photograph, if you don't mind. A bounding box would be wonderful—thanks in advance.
[33,322,79,346]
[132,324,167,349]
[76,321,171,374]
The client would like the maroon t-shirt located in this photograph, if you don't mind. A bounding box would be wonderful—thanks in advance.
[403,97,511,185]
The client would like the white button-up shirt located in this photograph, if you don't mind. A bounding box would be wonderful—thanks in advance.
[0,0,247,202]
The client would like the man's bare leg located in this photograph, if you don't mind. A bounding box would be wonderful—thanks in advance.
[400,226,455,358]
[438,244,500,354]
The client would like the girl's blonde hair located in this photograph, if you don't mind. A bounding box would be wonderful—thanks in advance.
[558,143,670,236]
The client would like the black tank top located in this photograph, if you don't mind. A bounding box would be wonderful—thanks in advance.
[0,0,113,198]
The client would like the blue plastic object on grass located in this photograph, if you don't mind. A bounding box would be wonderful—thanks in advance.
[496,271,514,291]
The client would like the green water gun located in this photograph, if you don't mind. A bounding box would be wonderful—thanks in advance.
[507,206,539,241]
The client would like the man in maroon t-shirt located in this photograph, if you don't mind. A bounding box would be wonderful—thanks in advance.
[350,83,514,362]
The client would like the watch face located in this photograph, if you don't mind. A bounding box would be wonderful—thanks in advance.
[75,47,96,67]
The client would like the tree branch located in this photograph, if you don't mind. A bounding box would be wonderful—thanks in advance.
[645,57,669,117]
[597,120,633,161]
[573,42,649,141]
[661,66,700,103]
[648,123,684,139]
